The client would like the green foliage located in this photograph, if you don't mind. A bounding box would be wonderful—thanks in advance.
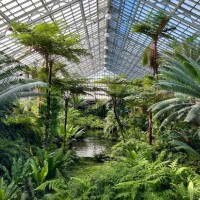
[132,11,171,39]
[84,99,108,118]
[29,148,71,182]
[169,35,200,63]
[59,124,84,148]
[149,50,200,128]
[0,53,46,105]
[132,11,174,75]
[104,111,119,139]
[172,180,200,200]
[168,129,200,160]
[63,108,104,130]
[142,45,151,67]
[11,21,89,62]
[0,178,20,200]
[1,157,30,185]
[74,115,104,129]
[0,138,29,170]
[97,75,133,98]
[30,158,49,186]
[59,145,199,200]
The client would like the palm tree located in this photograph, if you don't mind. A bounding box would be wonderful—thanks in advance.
[11,22,90,147]
[132,11,175,77]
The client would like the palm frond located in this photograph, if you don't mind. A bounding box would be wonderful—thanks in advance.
[160,107,191,128]
[184,104,200,124]
[0,63,25,80]
[0,81,47,104]
[149,98,193,111]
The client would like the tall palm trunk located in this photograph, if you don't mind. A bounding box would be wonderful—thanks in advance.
[63,97,69,152]
[111,97,126,142]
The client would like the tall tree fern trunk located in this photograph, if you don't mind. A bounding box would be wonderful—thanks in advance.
[112,97,126,142]
[150,39,158,78]
[63,97,69,152]
[72,94,76,108]
[45,55,53,148]
[147,111,153,145]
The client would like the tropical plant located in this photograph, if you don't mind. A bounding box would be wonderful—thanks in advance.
[11,21,89,147]
[0,138,29,170]
[29,148,71,183]
[125,76,165,145]
[169,34,200,63]
[149,52,200,128]
[0,53,46,105]
[172,179,200,200]
[52,69,88,149]
[0,178,21,200]
[1,157,30,185]
[97,75,133,142]
[132,11,175,77]
[168,129,200,160]
[62,124,84,151]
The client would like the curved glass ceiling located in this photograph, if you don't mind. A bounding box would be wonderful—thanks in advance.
[0,0,199,79]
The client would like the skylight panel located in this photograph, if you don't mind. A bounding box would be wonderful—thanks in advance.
[21,1,32,8]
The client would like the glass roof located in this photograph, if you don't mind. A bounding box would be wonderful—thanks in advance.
[0,0,199,79]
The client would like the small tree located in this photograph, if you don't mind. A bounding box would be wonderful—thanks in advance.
[132,11,175,77]
[53,69,89,151]
[97,76,133,142]
[11,22,89,147]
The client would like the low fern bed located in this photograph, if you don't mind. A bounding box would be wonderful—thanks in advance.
[27,146,199,200]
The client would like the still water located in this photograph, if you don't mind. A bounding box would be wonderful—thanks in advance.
[72,135,113,157]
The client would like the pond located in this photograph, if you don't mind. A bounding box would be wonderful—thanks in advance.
[71,131,114,157]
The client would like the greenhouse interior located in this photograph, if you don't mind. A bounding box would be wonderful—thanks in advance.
[1,0,200,199]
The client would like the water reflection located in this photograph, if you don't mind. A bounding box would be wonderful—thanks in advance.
[72,136,112,157]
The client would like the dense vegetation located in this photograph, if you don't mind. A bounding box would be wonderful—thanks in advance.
[1,13,200,200]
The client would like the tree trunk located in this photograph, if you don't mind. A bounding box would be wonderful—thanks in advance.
[150,39,158,78]
[63,97,69,152]
[72,94,76,108]
[147,111,153,145]
[45,56,53,148]
[112,97,126,142]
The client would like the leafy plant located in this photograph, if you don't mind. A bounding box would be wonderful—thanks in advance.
[132,11,175,77]
[11,21,89,147]
[149,51,200,128]
[0,53,46,105]
[0,178,20,200]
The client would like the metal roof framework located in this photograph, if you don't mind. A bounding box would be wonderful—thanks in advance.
[0,0,199,79]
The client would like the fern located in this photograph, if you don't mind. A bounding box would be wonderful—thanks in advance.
[0,178,20,200]
[35,178,65,192]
